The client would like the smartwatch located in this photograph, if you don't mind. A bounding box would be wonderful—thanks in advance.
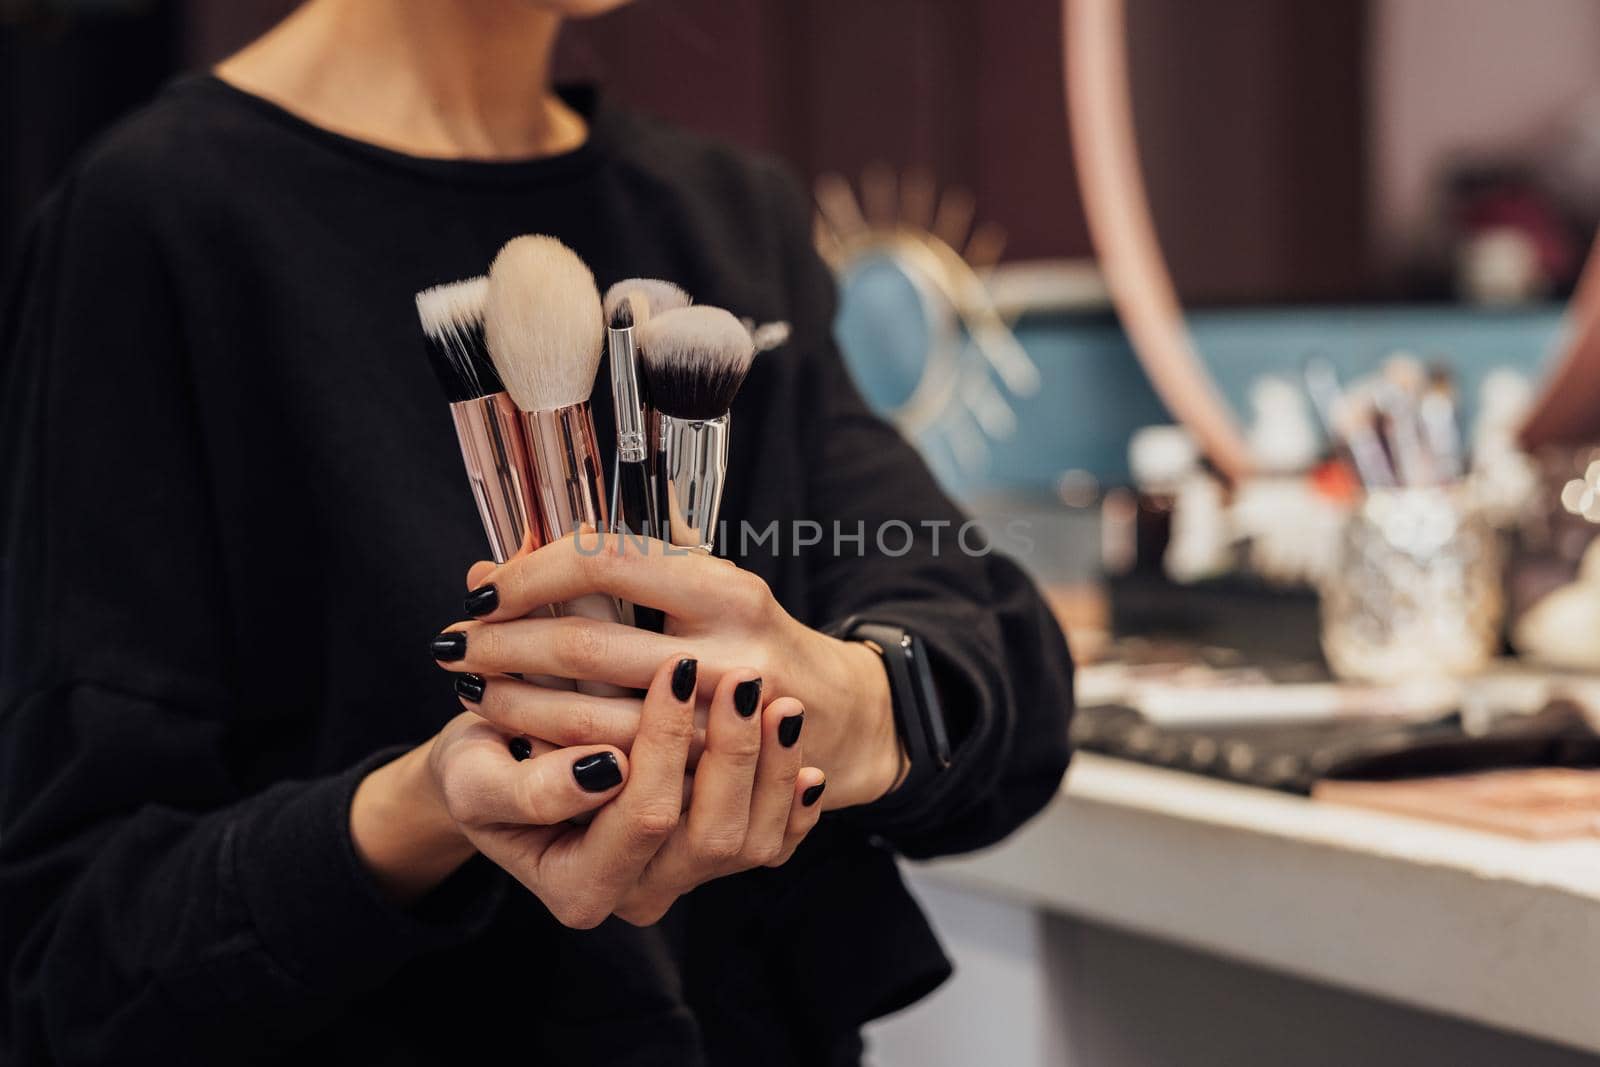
[832,617,951,797]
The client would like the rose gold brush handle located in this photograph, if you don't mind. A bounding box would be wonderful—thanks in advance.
[523,402,631,698]
[450,393,544,562]
[448,393,572,692]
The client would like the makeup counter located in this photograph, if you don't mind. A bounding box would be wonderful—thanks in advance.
[840,292,1600,1065]
[875,586,1600,1067]
[917,745,1600,1058]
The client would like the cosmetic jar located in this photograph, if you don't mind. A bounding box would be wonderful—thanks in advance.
[1320,487,1502,682]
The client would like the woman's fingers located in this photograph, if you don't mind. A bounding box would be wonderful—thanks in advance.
[568,655,698,895]
[439,719,628,828]
[744,697,806,861]
[674,671,763,869]
[772,767,826,867]
[462,532,760,626]
[432,616,682,689]
[465,559,496,590]
[456,674,644,751]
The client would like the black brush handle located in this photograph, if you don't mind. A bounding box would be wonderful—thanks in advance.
[611,457,664,633]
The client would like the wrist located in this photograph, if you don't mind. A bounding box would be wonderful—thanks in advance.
[350,742,475,905]
[835,638,905,807]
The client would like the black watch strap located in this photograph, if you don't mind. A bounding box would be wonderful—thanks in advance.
[832,617,951,797]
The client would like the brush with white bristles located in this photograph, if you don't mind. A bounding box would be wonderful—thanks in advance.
[417,273,572,694]
[605,278,691,332]
[601,278,692,545]
[484,236,626,655]
[415,275,544,563]
[636,305,756,552]
[417,276,501,402]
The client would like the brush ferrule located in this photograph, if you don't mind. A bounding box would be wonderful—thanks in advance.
[607,325,649,463]
[449,393,544,563]
[522,401,610,541]
[657,413,731,553]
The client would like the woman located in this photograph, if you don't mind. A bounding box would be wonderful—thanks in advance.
[0,1,1074,1063]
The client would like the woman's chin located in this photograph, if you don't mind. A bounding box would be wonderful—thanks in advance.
[527,0,635,17]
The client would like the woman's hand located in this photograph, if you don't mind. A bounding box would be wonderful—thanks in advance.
[604,659,825,925]
[352,654,824,927]
[437,533,903,810]
[349,713,629,906]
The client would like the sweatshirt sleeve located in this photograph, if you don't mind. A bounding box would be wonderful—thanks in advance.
[766,167,1075,858]
[0,164,502,1065]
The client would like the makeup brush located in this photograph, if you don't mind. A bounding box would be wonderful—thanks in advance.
[417,275,581,698]
[1378,354,1434,486]
[602,278,691,542]
[1304,356,1394,489]
[1420,362,1463,482]
[636,305,756,553]
[484,236,623,646]
[415,276,544,563]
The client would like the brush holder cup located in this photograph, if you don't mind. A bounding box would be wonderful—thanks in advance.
[1319,488,1503,683]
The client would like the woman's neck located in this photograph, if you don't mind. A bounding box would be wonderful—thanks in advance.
[215,0,586,160]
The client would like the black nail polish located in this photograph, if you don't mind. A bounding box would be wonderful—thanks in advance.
[802,781,826,807]
[508,736,533,761]
[671,658,698,702]
[573,752,623,792]
[431,631,467,662]
[464,584,499,617]
[778,712,804,748]
[454,673,486,703]
[733,678,762,718]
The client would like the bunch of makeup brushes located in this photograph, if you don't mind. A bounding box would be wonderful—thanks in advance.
[1303,353,1464,490]
[415,234,757,635]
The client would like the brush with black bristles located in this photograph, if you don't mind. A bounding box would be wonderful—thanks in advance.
[483,236,628,670]
[415,276,545,563]
[602,278,691,543]
[636,305,756,553]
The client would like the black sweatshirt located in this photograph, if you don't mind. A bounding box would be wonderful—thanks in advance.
[0,77,1074,1066]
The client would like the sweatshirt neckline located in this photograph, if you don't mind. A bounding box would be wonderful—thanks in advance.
[180,73,612,187]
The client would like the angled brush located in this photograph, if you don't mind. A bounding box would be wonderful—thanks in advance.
[415,276,544,563]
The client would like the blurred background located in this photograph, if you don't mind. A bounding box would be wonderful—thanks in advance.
[10,1,1600,1065]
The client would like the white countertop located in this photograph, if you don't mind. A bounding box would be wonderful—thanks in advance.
[920,752,1600,1053]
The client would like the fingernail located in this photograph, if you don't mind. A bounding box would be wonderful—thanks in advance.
[508,736,533,761]
[802,781,826,807]
[779,712,804,748]
[573,751,623,792]
[454,673,486,703]
[430,631,467,662]
[464,584,499,616]
[671,658,698,702]
[733,678,762,718]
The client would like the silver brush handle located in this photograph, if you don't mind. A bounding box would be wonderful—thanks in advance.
[607,325,649,463]
[657,414,730,554]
